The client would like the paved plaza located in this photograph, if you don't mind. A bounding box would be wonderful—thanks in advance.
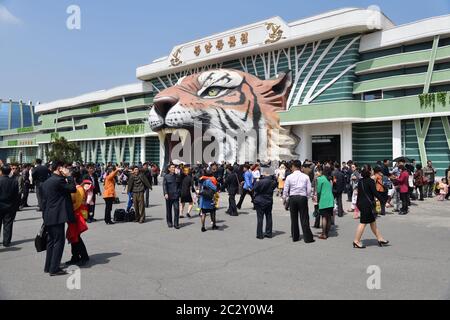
[1,184,450,300]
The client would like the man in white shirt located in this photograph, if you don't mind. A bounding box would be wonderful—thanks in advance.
[283,160,315,243]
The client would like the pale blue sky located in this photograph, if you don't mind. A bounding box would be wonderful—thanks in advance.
[0,0,449,103]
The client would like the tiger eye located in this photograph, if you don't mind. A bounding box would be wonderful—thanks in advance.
[208,88,220,96]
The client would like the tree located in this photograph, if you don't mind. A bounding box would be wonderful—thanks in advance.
[46,137,81,164]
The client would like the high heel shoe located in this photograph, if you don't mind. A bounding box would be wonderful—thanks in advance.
[353,242,366,249]
[378,240,390,247]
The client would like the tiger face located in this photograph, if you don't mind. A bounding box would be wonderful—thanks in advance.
[149,69,297,163]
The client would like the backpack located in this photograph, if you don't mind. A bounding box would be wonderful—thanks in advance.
[201,185,215,201]
[382,175,393,190]
[124,208,136,222]
[114,209,126,222]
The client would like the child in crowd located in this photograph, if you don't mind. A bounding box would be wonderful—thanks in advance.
[438,178,448,201]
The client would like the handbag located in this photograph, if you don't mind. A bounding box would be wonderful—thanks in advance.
[34,224,48,253]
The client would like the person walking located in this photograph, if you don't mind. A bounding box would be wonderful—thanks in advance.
[332,163,345,217]
[151,164,160,186]
[353,165,389,249]
[237,165,254,210]
[0,166,20,247]
[128,166,152,224]
[83,163,101,223]
[102,166,121,225]
[32,159,51,212]
[143,162,153,208]
[315,166,335,240]
[275,164,286,197]
[198,169,218,232]
[414,164,425,201]
[180,167,195,218]
[41,161,76,276]
[397,164,410,215]
[423,160,436,198]
[253,168,277,239]
[163,164,181,229]
[374,167,388,216]
[224,165,240,216]
[20,164,31,208]
[65,179,90,266]
[282,160,315,244]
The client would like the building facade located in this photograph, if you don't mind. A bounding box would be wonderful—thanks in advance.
[0,99,39,163]
[7,7,450,175]
[35,83,160,165]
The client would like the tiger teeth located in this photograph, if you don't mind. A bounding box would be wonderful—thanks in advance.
[157,128,190,145]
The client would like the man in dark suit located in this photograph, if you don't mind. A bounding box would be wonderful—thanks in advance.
[163,164,181,229]
[41,161,76,276]
[332,163,346,217]
[32,159,51,212]
[0,165,20,247]
[224,165,240,216]
[253,168,277,239]
[83,163,101,223]
[142,162,153,208]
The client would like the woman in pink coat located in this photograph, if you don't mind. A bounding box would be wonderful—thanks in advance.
[397,165,410,215]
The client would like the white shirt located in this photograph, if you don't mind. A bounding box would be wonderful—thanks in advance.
[283,170,312,198]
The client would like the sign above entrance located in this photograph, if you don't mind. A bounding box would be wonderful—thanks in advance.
[167,17,290,67]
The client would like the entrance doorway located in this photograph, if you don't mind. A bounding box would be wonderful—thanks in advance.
[312,135,341,163]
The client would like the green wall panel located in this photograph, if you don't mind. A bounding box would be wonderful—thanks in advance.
[352,121,392,166]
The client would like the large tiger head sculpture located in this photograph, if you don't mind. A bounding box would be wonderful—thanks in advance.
[149,69,298,163]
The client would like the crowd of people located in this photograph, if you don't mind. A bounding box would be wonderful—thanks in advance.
[0,157,449,276]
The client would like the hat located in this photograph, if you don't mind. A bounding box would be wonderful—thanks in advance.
[81,179,93,185]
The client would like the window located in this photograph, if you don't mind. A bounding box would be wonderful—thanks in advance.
[363,91,383,101]
[10,102,21,129]
[0,102,9,130]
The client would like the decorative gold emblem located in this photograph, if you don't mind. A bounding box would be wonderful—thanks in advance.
[240,32,249,45]
[170,48,183,66]
[264,23,283,44]
[205,42,213,54]
[216,39,224,51]
[228,35,237,48]
[194,45,201,56]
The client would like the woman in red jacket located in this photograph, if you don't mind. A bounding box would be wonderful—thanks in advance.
[397,165,410,215]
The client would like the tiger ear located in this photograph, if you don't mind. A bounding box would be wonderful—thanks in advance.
[262,71,293,110]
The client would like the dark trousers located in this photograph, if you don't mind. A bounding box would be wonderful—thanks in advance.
[153,175,158,185]
[400,192,409,213]
[70,236,89,261]
[416,185,424,200]
[313,205,320,228]
[424,182,434,197]
[166,198,180,227]
[346,185,352,202]
[0,210,16,246]
[256,204,273,238]
[45,223,65,273]
[334,192,343,216]
[145,188,150,208]
[133,192,146,223]
[104,198,114,223]
[35,182,43,210]
[379,191,388,215]
[289,195,314,243]
[88,204,96,220]
[228,193,238,216]
[21,184,30,206]
[237,189,253,208]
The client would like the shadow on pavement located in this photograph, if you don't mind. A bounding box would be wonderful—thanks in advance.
[179,222,195,229]
[81,252,121,268]
[0,246,22,253]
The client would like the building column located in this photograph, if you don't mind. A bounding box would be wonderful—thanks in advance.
[341,122,353,163]
[294,125,311,162]
[392,120,402,159]
[140,137,146,163]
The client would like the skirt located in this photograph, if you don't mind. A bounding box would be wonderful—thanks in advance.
[181,193,193,203]
[319,207,333,216]
[359,206,376,224]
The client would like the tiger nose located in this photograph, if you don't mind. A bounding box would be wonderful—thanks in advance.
[152,96,179,118]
